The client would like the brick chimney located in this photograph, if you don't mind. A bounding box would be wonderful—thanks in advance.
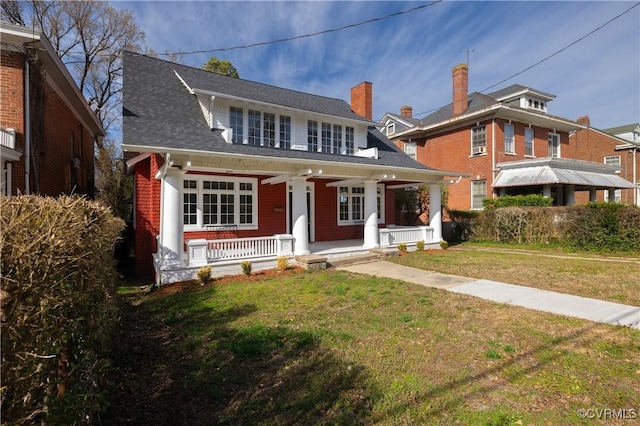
[452,63,468,116]
[351,81,372,120]
[400,105,413,118]
[577,116,590,127]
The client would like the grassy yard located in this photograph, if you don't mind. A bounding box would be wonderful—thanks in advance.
[107,265,639,425]
[391,244,640,307]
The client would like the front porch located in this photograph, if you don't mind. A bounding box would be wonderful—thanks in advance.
[154,226,440,284]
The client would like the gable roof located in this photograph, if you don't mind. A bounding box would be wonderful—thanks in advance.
[122,51,450,173]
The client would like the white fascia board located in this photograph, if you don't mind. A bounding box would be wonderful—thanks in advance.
[494,88,555,103]
[121,143,463,180]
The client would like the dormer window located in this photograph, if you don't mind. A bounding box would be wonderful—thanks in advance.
[386,122,396,136]
[525,97,547,112]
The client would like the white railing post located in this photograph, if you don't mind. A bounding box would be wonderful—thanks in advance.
[187,239,208,266]
[276,234,294,256]
[379,228,391,247]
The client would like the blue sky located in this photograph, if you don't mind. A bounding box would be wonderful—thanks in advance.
[115,1,639,130]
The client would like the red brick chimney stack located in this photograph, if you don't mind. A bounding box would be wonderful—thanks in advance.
[577,116,591,127]
[452,63,469,116]
[400,105,413,118]
[351,81,373,120]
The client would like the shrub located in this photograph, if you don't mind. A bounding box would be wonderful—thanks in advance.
[440,240,449,250]
[563,203,640,252]
[275,256,289,272]
[447,209,480,242]
[197,266,213,284]
[240,260,252,276]
[483,194,553,209]
[397,242,407,253]
[1,195,124,424]
[416,240,425,251]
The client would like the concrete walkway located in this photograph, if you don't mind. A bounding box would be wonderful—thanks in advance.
[337,260,640,330]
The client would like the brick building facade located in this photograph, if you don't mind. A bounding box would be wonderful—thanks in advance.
[1,22,103,197]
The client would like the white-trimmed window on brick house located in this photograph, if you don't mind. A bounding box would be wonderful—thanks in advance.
[471,125,487,155]
[504,123,515,154]
[525,127,534,157]
[548,132,560,158]
[404,141,416,160]
[604,155,621,168]
[183,176,258,230]
[338,184,385,225]
[471,180,486,210]
[604,155,622,203]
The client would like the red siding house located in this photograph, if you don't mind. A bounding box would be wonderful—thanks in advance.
[381,64,635,211]
[122,53,464,284]
[0,22,103,197]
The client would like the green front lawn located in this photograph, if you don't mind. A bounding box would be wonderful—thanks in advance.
[108,267,639,425]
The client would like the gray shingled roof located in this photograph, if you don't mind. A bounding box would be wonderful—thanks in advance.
[122,51,438,171]
[419,92,498,127]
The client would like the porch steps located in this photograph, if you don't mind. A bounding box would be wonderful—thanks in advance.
[328,252,388,268]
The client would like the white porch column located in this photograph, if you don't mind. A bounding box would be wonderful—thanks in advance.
[589,188,597,202]
[363,180,379,249]
[159,169,184,265]
[543,184,552,198]
[291,177,310,255]
[429,184,443,242]
[565,185,575,206]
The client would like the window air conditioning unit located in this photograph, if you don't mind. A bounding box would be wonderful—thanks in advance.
[70,158,81,169]
[472,146,486,155]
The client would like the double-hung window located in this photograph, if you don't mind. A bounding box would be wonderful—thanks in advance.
[279,115,291,149]
[404,142,416,160]
[504,124,515,154]
[471,180,486,210]
[321,123,332,153]
[338,185,385,225]
[230,107,243,144]
[332,124,342,154]
[345,126,355,155]
[548,133,560,158]
[524,127,534,156]
[248,110,261,146]
[263,113,275,147]
[604,156,622,203]
[308,120,318,152]
[471,126,487,155]
[183,180,198,225]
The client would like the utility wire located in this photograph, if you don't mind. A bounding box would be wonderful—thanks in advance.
[157,1,442,56]
[413,1,640,119]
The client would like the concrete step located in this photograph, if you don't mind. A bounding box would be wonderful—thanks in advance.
[327,253,380,268]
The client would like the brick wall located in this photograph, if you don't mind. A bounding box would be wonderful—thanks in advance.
[569,127,639,205]
[1,50,95,196]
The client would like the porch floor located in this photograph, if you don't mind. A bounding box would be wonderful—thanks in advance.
[308,239,369,259]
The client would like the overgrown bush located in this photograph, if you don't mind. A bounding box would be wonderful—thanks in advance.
[275,256,289,272]
[1,195,124,425]
[562,203,640,252]
[447,209,480,242]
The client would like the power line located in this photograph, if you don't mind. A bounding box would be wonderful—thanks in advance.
[158,1,442,56]
[413,1,640,119]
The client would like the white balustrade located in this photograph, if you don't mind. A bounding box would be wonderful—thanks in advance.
[186,234,294,266]
[379,226,434,247]
[1,128,16,149]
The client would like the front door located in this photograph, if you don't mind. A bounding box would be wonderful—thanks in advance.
[287,182,314,242]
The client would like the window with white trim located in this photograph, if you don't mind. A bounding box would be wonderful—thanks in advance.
[337,185,385,225]
[604,155,621,167]
[230,107,243,144]
[504,123,515,154]
[263,112,275,147]
[548,132,560,158]
[386,123,396,136]
[279,115,291,149]
[308,120,318,152]
[183,180,198,225]
[471,180,486,210]
[332,124,342,154]
[183,176,258,229]
[471,126,487,155]
[604,189,622,203]
[404,141,416,160]
[248,110,261,146]
[345,126,354,155]
[321,122,332,153]
[524,127,534,156]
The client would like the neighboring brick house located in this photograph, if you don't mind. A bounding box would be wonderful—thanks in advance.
[382,64,634,211]
[122,52,464,283]
[568,119,640,206]
[0,22,103,197]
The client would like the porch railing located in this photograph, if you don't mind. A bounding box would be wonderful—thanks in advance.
[187,234,294,266]
[379,226,434,247]
[1,128,16,150]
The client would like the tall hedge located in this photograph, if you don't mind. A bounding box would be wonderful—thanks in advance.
[1,196,124,424]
